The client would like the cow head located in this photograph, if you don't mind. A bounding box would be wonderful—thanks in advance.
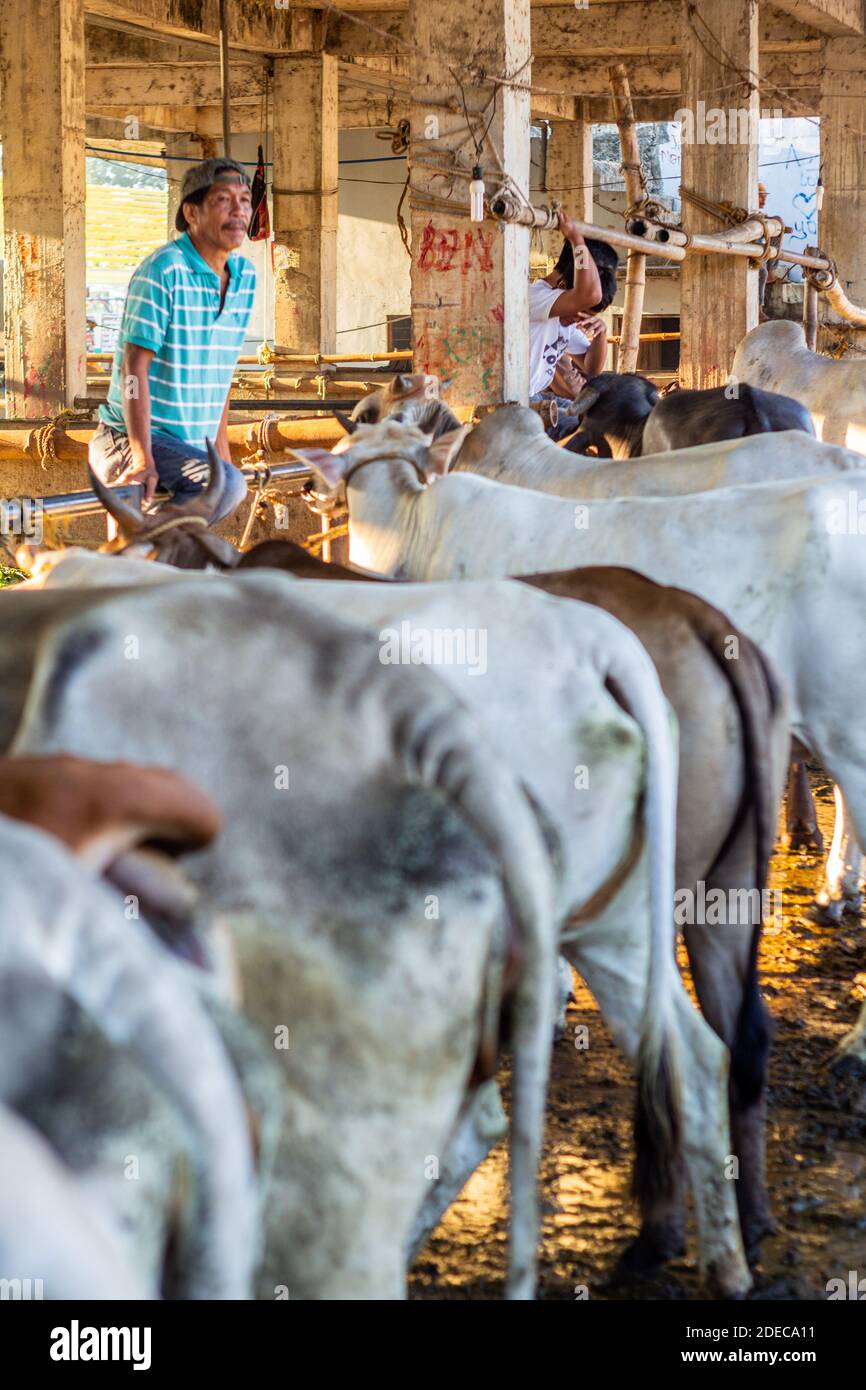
[89,443,241,571]
[560,372,659,459]
[341,373,463,441]
[297,419,471,511]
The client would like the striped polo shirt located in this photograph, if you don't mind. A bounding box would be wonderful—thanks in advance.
[100,232,256,450]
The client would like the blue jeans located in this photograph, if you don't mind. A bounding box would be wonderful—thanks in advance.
[89,422,248,523]
[529,392,582,442]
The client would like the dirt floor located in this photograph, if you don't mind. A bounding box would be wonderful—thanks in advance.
[410,771,866,1301]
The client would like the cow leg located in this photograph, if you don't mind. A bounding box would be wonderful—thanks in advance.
[784,758,823,854]
[833,1001,866,1080]
[683,906,774,1264]
[809,753,866,1073]
[406,1079,508,1261]
[814,785,865,923]
[564,902,749,1298]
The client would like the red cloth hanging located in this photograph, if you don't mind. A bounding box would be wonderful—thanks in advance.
[248,145,270,241]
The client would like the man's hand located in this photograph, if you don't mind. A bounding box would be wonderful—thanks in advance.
[573,312,607,342]
[116,450,159,505]
[557,208,586,247]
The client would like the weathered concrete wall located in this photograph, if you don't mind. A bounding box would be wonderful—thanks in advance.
[336,131,410,356]
[1,0,87,417]
[408,0,532,408]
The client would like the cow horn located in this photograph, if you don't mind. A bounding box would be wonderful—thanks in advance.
[193,440,227,521]
[87,466,146,537]
[564,385,601,420]
[333,409,359,436]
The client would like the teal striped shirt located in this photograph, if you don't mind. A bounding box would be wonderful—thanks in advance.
[100,232,256,450]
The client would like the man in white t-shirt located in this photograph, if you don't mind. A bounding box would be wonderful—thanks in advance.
[529,210,617,438]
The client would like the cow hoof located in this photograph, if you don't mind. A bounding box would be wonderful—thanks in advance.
[784,825,823,855]
[741,1212,778,1264]
[610,1227,686,1281]
[810,895,846,926]
[830,1050,866,1083]
[706,1253,752,1301]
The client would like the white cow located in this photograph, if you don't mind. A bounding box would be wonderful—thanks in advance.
[732,320,866,453]
[452,408,866,498]
[0,803,259,1298]
[1,576,558,1300]
[14,549,769,1290]
[295,420,866,1058]
[0,1102,150,1300]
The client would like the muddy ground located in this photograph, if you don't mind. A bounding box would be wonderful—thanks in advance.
[410,771,866,1301]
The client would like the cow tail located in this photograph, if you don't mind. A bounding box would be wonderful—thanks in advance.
[605,648,683,1211]
[397,694,557,1300]
[698,610,784,1107]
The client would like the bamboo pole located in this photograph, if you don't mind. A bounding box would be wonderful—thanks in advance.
[609,65,646,375]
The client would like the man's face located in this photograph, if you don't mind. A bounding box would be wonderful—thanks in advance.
[186,179,252,249]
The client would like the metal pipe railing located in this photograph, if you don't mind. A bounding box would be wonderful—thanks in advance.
[35,459,314,522]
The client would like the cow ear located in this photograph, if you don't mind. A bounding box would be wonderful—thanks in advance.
[287,447,347,489]
[425,424,471,478]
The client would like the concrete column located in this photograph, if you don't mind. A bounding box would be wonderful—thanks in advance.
[820,38,866,337]
[272,54,338,353]
[409,0,532,408]
[1,0,86,417]
[546,104,594,223]
[679,0,759,389]
[165,134,203,240]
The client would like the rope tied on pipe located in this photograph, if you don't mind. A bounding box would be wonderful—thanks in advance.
[806,255,838,293]
[748,212,784,268]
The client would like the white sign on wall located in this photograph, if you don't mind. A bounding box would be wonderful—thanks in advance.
[655,117,820,282]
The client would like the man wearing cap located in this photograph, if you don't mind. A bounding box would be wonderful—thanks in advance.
[89,158,256,522]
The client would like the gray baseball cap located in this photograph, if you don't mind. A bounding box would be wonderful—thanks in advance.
[175,157,252,231]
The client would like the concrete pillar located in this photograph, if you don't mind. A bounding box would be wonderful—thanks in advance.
[409,0,532,408]
[272,54,338,353]
[165,134,203,240]
[820,39,866,337]
[543,106,594,262]
[1,0,86,417]
[546,104,594,223]
[679,0,759,389]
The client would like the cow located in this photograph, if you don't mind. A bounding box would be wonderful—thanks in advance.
[0,1101,149,1300]
[27,494,795,1262]
[449,407,862,501]
[0,570,754,1295]
[0,577,560,1300]
[340,405,860,870]
[732,319,866,452]
[554,373,814,459]
[0,754,263,1298]
[291,419,866,984]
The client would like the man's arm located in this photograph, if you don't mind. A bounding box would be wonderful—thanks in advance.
[216,391,232,464]
[572,314,608,377]
[117,343,159,503]
[548,210,602,318]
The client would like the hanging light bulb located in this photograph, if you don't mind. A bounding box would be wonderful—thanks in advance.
[470,165,485,222]
[816,179,825,212]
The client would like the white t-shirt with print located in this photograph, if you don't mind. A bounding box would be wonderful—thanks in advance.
[528,278,591,396]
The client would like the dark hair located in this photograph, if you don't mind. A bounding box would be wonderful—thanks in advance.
[178,186,209,231]
[554,237,619,311]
